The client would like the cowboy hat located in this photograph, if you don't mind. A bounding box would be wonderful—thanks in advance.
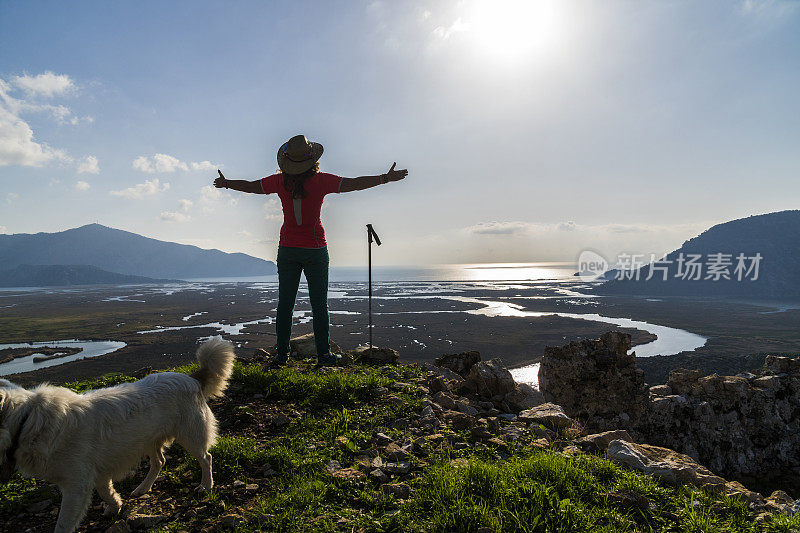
[277,134,324,174]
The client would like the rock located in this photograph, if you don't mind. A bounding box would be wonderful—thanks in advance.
[381,482,410,499]
[467,359,516,397]
[455,399,479,416]
[128,514,166,529]
[289,333,341,358]
[649,384,672,397]
[576,430,633,452]
[325,460,342,474]
[606,440,726,488]
[435,350,481,376]
[433,391,457,410]
[538,331,648,431]
[350,345,400,364]
[487,437,508,451]
[219,514,241,528]
[370,468,389,484]
[383,442,411,461]
[504,383,545,412]
[449,412,476,430]
[518,403,574,430]
[374,432,393,445]
[724,480,762,504]
[383,462,412,475]
[332,468,367,481]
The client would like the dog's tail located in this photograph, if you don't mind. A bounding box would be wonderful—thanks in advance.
[191,336,235,399]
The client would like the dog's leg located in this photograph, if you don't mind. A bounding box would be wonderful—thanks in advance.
[196,451,213,492]
[54,484,93,533]
[131,446,165,497]
[97,477,123,517]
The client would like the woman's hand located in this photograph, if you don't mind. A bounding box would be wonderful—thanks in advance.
[213,169,227,188]
[385,162,408,182]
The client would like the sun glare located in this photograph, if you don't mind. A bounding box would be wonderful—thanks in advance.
[468,0,562,65]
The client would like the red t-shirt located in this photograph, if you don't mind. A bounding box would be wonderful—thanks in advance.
[261,172,343,248]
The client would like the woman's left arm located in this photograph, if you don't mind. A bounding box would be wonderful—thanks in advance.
[214,169,264,194]
[339,163,408,193]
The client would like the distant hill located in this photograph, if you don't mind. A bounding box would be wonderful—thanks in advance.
[597,210,800,300]
[0,264,179,287]
[0,224,277,280]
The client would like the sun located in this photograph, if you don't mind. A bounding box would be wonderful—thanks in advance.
[468,0,563,65]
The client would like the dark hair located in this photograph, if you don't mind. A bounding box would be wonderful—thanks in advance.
[281,162,319,199]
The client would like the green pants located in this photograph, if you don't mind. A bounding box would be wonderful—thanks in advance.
[276,245,331,357]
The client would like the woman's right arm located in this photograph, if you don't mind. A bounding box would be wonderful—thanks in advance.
[214,170,264,194]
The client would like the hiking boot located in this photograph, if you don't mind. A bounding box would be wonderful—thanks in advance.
[316,352,344,367]
[268,353,289,368]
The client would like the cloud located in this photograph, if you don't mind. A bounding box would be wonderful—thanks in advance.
[109,178,170,199]
[263,197,282,220]
[77,155,99,174]
[199,184,237,212]
[433,18,470,40]
[75,180,90,191]
[0,73,87,167]
[190,160,216,171]
[132,153,188,173]
[133,154,219,173]
[178,198,193,211]
[0,226,6,234]
[159,211,191,222]
[12,72,75,98]
[6,192,19,204]
[466,221,533,235]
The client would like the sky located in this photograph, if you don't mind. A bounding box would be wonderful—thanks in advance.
[1,0,798,267]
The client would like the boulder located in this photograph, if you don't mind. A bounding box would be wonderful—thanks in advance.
[538,331,648,431]
[576,430,633,452]
[518,403,574,430]
[350,345,399,364]
[504,383,545,412]
[435,350,481,376]
[606,440,726,488]
[467,359,516,397]
[290,333,341,358]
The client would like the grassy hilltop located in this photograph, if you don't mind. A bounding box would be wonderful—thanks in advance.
[2,359,799,533]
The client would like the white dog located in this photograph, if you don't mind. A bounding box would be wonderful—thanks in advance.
[0,336,235,533]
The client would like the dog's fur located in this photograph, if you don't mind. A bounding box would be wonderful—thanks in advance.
[0,336,235,533]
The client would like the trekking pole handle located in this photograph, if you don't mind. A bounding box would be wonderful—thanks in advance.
[366,224,382,246]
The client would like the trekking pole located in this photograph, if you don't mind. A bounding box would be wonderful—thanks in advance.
[366,224,382,355]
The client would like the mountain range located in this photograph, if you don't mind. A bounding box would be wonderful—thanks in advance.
[0,224,276,285]
[597,210,800,300]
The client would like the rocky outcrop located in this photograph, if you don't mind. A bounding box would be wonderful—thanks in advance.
[642,357,800,477]
[434,350,481,376]
[349,345,400,364]
[538,331,649,431]
[539,330,800,483]
[290,333,342,359]
[606,440,762,503]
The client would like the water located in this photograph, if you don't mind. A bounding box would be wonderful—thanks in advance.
[0,340,127,376]
[188,262,578,283]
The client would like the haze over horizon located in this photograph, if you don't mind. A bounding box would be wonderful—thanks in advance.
[1,1,798,267]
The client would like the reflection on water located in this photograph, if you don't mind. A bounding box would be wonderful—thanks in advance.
[0,340,127,376]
